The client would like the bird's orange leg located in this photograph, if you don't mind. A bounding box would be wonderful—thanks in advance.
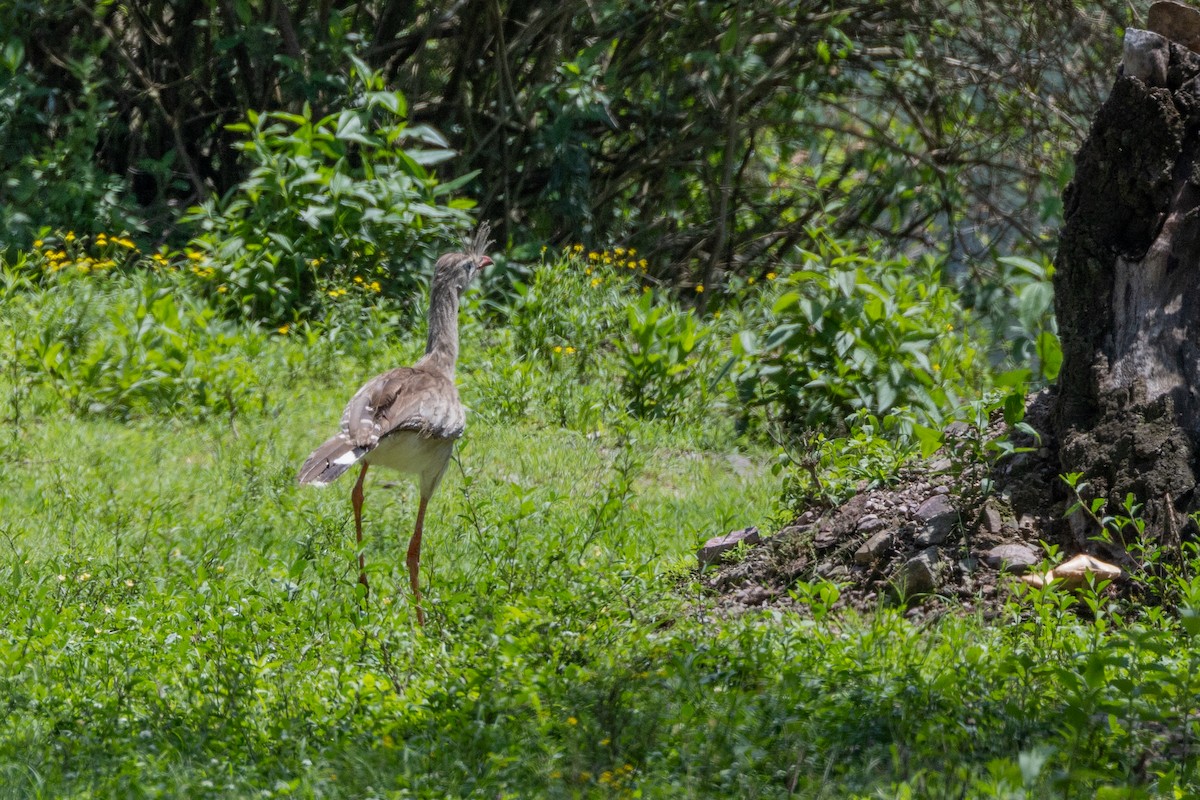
[407,495,429,626]
[351,464,370,596]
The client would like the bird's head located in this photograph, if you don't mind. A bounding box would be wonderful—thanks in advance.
[433,222,494,296]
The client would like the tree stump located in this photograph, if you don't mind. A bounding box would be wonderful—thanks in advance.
[1053,3,1200,544]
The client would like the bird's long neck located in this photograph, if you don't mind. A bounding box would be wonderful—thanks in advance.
[420,282,460,377]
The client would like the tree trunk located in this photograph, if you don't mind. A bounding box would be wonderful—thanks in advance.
[1053,13,1200,545]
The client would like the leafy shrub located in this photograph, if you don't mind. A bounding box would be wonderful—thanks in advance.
[5,246,266,419]
[734,231,985,430]
[184,59,476,323]
[499,246,646,365]
[619,292,708,419]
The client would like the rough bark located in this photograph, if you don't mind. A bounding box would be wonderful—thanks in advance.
[1053,19,1200,540]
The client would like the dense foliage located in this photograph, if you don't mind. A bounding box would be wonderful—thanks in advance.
[2,1,1126,294]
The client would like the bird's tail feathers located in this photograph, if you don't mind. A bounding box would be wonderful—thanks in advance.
[297,434,368,486]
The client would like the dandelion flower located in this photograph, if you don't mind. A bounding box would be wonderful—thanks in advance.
[217,285,227,293]
[277,324,290,335]
[565,346,576,355]
[590,277,601,288]
[554,345,563,353]
[567,717,578,726]
[32,239,43,248]
[695,284,704,293]
[369,281,381,293]
[65,232,76,243]
[766,271,777,280]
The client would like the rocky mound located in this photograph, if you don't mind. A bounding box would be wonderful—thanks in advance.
[705,390,1086,618]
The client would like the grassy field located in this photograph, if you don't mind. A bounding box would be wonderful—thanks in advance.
[1,253,1199,798]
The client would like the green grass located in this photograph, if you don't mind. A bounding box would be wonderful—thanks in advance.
[2,273,1200,798]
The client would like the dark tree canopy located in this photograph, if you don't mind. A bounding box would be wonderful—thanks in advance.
[2,0,1127,287]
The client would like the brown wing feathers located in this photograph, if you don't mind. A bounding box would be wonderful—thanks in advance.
[296,434,368,486]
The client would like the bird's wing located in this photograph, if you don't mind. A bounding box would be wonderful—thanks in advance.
[341,366,465,447]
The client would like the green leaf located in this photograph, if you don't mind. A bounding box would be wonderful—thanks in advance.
[912,424,944,458]
[1036,331,1063,381]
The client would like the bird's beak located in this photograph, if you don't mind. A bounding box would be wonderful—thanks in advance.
[478,256,493,270]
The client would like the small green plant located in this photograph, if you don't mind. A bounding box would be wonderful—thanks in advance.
[733,230,984,431]
[184,58,476,323]
[618,291,708,419]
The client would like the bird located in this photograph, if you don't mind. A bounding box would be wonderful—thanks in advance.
[296,223,493,625]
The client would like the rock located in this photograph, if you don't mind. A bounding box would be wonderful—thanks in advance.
[856,514,886,534]
[928,458,952,473]
[854,530,895,565]
[915,495,954,523]
[1149,1,1200,54]
[892,547,940,598]
[733,584,770,606]
[698,526,760,567]
[1123,28,1170,86]
[981,503,1004,535]
[982,543,1040,574]
[933,485,951,496]
[914,495,956,545]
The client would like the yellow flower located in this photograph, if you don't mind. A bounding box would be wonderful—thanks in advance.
[217,285,227,293]
[766,271,777,280]
[353,275,364,283]
[567,716,578,726]
[369,281,381,293]
[584,267,592,275]
[695,284,704,293]
[572,244,584,253]
[626,261,636,269]
[588,252,600,261]
[639,258,648,269]
[277,324,290,335]
[590,277,601,288]
[614,247,625,256]
[628,248,637,256]
[933,364,941,372]
[565,346,576,355]
[77,572,91,582]
[599,738,611,746]
[65,232,76,243]
[540,245,547,255]
[748,276,756,285]
[32,239,43,248]
[115,237,136,249]
[554,345,563,354]
[186,250,203,261]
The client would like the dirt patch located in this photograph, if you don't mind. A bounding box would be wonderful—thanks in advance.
[704,390,1083,618]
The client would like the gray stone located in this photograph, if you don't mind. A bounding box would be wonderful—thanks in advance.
[982,504,1004,535]
[914,495,956,544]
[981,543,1040,574]
[915,495,954,523]
[1123,28,1170,85]
[856,514,886,534]
[914,525,950,547]
[893,547,940,598]
[698,526,760,567]
[854,530,895,565]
